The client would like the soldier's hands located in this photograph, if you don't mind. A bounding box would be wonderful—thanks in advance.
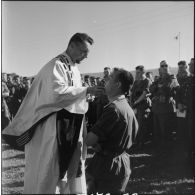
[86,94,95,102]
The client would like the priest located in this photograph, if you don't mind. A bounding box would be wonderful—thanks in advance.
[2,33,103,194]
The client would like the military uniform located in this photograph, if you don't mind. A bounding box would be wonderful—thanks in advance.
[150,73,178,148]
[185,75,195,158]
[5,81,14,119]
[131,78,152,147]
[1,81,11,129]
[95,77,109,120]
[10,84,24,117]
[175,73,190,154]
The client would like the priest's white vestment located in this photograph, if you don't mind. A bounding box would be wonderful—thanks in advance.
[2,52,88,194]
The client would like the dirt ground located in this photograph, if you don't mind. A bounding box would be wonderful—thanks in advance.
[1,139,194,194]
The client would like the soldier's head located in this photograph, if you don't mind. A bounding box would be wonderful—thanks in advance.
[13,75,20,85]
[84,75,91,86]
[67,33,94,64]
[105,67,134,98]
[2,73,7,82]
[159,60,170,75]
[178,60,187,71]
[90,76,97,86]
[104,67,111,79]
[23,78,31,89]
[96,77,101,85]
[7,74,13,83]
[135,65,145,80]
[188,58,194,75]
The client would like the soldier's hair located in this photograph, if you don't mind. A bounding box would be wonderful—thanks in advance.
[104,67,111,70]
[113,67,134,95]
[84,75,90,79]
[135,65,145,72]
[160,60,168,67]
[178,60,187,66]
[13,75,20,80]
[68,33,94,46]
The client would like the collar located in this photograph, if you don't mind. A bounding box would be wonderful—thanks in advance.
[61,51,75,66]
[104,95,126,109]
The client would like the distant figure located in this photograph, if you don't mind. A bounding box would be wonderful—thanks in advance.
[83,75,91,87]
[95,67,111,119]
[154,75,159,82]
[96,77,102,86]
[20,77,32,102]
[10,75,24,117]
[103,67,111,82]
[90,76,97,86]
[5,74,15,119]
[1,80,11,130]
[146,71,154,83]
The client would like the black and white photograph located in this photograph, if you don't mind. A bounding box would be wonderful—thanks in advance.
[1,1,194,194]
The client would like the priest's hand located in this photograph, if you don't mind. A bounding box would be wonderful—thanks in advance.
[87,86,105,97]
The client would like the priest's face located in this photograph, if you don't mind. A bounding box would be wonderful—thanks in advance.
[72,41,90,64]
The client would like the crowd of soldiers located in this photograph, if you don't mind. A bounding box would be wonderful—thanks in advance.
[1,73,33,129]
[2,58,194,161]
[83,59,194,161]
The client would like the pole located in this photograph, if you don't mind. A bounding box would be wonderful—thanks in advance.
[178,32,180,61]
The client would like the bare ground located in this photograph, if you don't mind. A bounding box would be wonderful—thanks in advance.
[1,139,194,194]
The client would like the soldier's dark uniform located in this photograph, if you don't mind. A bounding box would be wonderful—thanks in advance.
[175,72,190,155]
[131,77,152,147]
[1,81,11,130]
[5,81,15,119]
[84,79,97,131]
[150,73,177,150]
[185,74,195,159]
[95,77,109,120]
[10,84,24,118]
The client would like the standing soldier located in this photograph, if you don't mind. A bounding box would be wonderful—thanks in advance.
[84,75,97,130]
[10,75,24,118]
[175,60,190,158]
[20,77,32,103]
[150,60,179,155]
[95,67,111,119]
[185,58,194,161]
[131,65,152,149]
[2,80,11,129]
[6,74,15,119]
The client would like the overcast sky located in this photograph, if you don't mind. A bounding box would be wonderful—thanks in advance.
[1,1,194,76]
